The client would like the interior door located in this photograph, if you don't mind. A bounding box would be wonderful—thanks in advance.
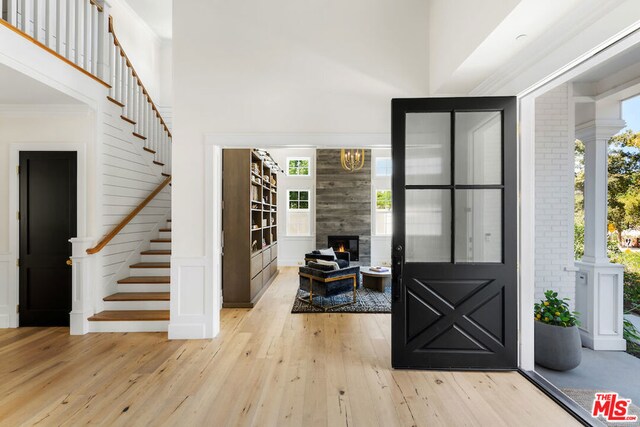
[19,151,77,327]
[391,97,517,370]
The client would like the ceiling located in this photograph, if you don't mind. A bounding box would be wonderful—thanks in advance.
[0,64,81,104]
[125,0,172,39]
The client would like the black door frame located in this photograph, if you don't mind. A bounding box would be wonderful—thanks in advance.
[17,149,79,327]
[391,96,518,370]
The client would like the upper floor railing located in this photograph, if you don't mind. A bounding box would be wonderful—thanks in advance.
[0,0,171,175]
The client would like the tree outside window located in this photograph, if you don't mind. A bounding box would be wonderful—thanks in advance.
[287,158,310,176]
[376,189,392,235]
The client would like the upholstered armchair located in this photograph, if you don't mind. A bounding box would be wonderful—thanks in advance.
[304,250,350,268]
[298,262,360,311]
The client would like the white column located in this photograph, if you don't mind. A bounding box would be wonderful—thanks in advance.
[69,237,96,335]
[575,117,626,350]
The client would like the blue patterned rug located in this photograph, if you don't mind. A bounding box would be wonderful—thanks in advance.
[291,285,391,313]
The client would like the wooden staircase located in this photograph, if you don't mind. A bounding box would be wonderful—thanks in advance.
[88,219,171,332]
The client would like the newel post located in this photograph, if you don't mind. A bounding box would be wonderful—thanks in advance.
[96,0,111,82]
[69,237,96,335]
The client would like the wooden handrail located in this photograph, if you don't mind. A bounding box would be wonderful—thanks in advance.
[108,16,172,139]
[89,0,104,12]
[87,176,171,254]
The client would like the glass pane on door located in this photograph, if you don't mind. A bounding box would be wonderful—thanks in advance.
[454,189,502,262]
[455,111,502,185]
[406,113,451,185]
[406,190,451,262]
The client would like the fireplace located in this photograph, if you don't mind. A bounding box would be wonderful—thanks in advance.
[328,235,359,262]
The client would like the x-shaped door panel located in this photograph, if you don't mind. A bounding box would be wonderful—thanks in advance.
[405,277,507,357]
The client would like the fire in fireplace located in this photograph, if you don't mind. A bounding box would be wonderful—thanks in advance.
[328,235,359,262]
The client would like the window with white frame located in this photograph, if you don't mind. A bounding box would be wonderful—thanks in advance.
[375,157,392,176]
[375,189,392,235]
[287,190,311,235]
[287,158,310,176]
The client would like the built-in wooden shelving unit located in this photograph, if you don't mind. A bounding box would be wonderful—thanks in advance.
[222,149,279,307]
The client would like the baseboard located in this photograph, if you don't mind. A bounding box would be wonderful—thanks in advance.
[168,322,205,339]
[277,258,305,267]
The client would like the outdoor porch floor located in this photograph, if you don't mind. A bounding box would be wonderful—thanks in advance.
[0,267,578,425]
[537,347,640,408]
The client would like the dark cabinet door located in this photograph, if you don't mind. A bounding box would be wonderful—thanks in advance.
[19,151,77,327]
[391,97,517,370]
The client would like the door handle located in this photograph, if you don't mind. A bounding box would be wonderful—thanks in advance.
[66,258,72,266]
[393,245,403,302]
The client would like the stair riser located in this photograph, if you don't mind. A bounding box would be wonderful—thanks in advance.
[130,267,170,277]
[88,320,169,333]
[159,231,171,239]
[118,284,170,292]
[150,242,171,250]
[141,254,171,263]
[103,301,170,310]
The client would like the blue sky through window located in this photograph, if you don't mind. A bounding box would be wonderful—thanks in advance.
[622,95,640,132]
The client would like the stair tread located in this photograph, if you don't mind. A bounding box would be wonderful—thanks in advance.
[130,262,170,268]
[150,238,171,243]
[104,292,170,301]
[118,276,170,284]
[140,250,171,255]
[88,310,169,321]
[167,219,171,222]
[159,228,172,232]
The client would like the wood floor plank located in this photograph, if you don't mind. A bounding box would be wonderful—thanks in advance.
[0,267,579,426]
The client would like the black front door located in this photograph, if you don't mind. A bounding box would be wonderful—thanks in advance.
[19,151,77,327]
[391,97,517,370]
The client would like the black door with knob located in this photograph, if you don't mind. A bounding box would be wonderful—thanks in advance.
[391,97,517,370]
[19,151,76,327]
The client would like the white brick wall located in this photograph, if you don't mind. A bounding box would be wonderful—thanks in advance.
[534,84,576,307]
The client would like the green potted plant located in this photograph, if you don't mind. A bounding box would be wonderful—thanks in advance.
[534,290,582,371]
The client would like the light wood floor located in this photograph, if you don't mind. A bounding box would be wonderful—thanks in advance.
[0,267,578,426]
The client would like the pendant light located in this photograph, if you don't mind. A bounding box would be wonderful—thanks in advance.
[340,149,365,172]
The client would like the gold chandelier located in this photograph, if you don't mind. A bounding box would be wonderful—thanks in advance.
[340,149,365,172]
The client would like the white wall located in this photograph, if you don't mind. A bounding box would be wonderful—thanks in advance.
[0,111,94,252]
[270,148,316,266]
[429,0,520,94]
[534,84,576,305]
[158,40,173,110]
[109,0,168,105]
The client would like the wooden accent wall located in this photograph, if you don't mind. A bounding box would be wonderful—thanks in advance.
[315,149,371,265]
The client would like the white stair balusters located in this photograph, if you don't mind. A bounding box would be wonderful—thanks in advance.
[6,0,18,27]
[0,0,172,174]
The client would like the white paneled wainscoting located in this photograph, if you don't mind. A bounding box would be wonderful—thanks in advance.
[0,253,16,328]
